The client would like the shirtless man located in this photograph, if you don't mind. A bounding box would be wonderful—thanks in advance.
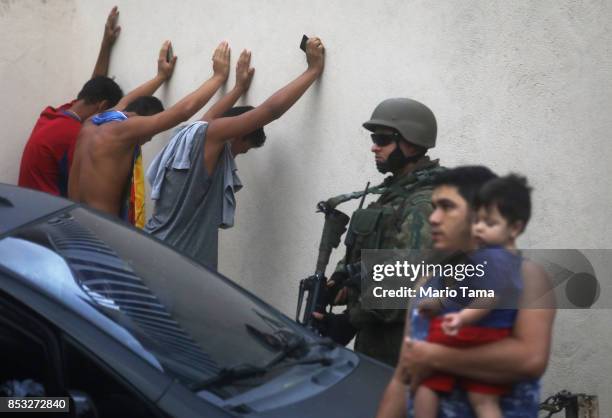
[144,36,325,268]
[69,41,232,216]
[19,7,178,198]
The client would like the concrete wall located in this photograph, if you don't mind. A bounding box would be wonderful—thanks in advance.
[1,0,611,410]
[0,0,77,183]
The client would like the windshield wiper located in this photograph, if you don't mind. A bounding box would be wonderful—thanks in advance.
[191,356,332,391]
[191,336,336,391]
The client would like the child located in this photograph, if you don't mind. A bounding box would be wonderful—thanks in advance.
[414,174,532,418]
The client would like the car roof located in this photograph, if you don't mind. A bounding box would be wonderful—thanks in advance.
[0,183,76,235]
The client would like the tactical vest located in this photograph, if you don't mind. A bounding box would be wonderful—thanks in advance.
[325,161,444,265]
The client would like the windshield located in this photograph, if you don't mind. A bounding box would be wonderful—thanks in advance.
[1,208,311,391]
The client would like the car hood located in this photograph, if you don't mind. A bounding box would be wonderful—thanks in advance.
[247,354,393,418]
[157,352,393,418]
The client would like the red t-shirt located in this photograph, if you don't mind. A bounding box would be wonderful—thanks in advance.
[18,101,81,197]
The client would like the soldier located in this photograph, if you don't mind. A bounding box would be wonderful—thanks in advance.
[313,98,444,366]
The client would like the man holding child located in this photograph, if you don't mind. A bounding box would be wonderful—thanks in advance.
[376,166,556,418]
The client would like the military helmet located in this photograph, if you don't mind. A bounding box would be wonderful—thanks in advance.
[363,98,437,148]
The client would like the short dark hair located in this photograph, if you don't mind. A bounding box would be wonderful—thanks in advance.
[77,76,123,108]
[222,106,266,147]
[475,174,532,229]
[431,165,498,207]
[123,96,164,116]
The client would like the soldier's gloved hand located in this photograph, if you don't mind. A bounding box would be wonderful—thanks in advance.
[334,288,349,305]
[344,274,362,293]
[310,311,329,336]
[327,271,349,304]
[311,312,356,345]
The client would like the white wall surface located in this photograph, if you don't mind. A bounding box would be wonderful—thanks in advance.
[0,0,77,183]
[1,0,611,410]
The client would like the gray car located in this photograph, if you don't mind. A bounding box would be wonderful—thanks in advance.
[0,183,392,418]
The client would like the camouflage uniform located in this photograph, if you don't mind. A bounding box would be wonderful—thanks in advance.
[336,156,442,366]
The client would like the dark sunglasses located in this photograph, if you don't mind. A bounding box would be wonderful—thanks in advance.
[371,132,401,147]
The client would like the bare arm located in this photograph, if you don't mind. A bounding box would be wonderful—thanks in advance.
[425,312,554,383]
[204,36,325,151]
[112,41,230,145]
[91,6,121,78]
[201,49,255,122]
[375,373,408,418]
[441,291,504,335]
[376,287,426,418]
[441,308,492,336]
[115,41,177,111]
[401,260,556,387]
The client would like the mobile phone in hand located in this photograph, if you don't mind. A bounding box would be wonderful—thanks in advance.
[166,44,174,63]
[300,35,308,52]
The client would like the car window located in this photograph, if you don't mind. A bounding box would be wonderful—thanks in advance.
[62,335,163,418]
[0,209,310,390]
[0,310,50,396]
[0,292,65,398]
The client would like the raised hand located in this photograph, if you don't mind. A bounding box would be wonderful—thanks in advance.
[305,36,325,74]
[103,6,121,46]
[212,41,231,82]
[92,6,121,78]
[157,40,177,81]
[235,49,255,92]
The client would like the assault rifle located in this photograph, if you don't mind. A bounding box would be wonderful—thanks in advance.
[296,200,349,330]
[297,183,370,331]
